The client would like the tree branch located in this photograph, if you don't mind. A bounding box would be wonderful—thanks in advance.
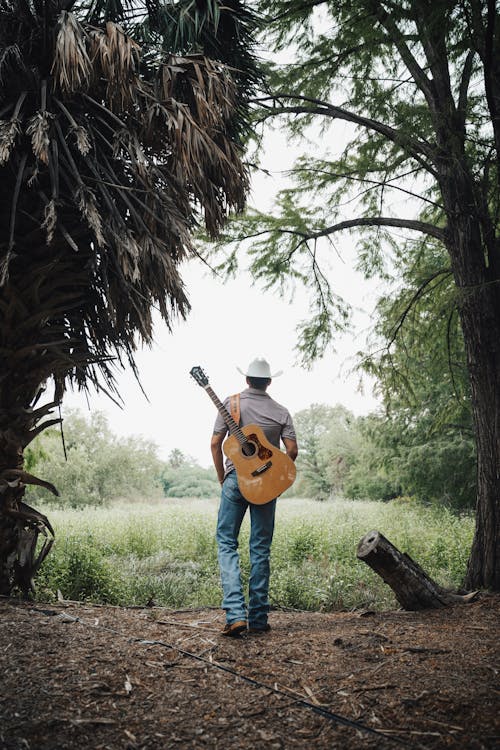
[387,268,453,349]
[298,216,447,243]
[287,165,444,209]
[373,2,436,106]
[458,49,476,134]
[268,0,326,23]
[255,94,438,176]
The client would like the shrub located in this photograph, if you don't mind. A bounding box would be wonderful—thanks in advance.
[26,410,163,508]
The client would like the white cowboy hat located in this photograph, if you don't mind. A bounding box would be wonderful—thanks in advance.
[237,357,283,378]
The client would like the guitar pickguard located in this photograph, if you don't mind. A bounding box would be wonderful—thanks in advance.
[244,434,273,460]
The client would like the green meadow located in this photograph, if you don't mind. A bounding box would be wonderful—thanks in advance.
[35,497,474,611]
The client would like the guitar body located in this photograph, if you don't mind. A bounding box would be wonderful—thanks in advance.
[190,366,296,505]
[223,424,296,505]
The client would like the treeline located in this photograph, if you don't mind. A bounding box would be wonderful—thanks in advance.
[291,404,475,510]
[26,411,220,508]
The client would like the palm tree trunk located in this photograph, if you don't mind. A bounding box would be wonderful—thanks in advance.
[0,420,55,597]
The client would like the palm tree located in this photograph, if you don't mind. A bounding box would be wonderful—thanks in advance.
[0,0,260,596]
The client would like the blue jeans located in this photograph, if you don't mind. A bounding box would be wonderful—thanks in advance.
[216,471,276,626]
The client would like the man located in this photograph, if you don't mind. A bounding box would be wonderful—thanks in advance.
[211,357,298,637]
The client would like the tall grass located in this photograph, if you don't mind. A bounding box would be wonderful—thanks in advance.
[35,497,474,611]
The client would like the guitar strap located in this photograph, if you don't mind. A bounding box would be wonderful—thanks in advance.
[229,393,241,426]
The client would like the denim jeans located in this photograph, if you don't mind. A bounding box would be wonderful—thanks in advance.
[216,471,276,626]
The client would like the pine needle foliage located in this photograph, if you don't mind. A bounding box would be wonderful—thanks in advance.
[214,0,499,364]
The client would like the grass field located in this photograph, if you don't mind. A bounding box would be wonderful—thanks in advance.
[35,496,475,611]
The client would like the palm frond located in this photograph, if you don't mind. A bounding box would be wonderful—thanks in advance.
[0,0,260,457]
[52,11,93,94]
[0,117,21,164]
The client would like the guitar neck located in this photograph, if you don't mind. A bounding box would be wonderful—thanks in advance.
[205,386,246,444]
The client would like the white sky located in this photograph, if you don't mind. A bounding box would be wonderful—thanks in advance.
[64,126,386,466]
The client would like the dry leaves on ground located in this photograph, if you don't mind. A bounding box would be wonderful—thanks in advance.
[0,595,499,749]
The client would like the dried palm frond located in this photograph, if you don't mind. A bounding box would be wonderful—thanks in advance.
[70,124,91,155]
[53,98,92,155]
[0,118,21,164]
[115,230,142,282]
[160,55,237,128]
[41,199,58,244]
[112,128,149,180]
[140,53,248,235]
[74,184,105,247]
[88,22,141,109]
[0,3,260,597]
[27,164,40,187]
[52,11,92,94]
[0,43,24,88]
[26,111,55,164]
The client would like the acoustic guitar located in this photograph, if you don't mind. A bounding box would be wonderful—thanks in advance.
[190,366,296,505]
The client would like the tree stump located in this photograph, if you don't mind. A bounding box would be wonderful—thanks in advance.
[357,530,476,610]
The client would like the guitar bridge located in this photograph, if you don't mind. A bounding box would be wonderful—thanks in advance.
[251,461,272,477]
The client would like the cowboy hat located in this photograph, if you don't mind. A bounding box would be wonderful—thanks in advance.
[237,357,283,378]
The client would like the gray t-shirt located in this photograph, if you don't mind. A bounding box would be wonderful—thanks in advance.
[213,387,296,475]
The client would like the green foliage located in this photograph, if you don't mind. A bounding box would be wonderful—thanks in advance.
[26,413,220,506]
[343,418,401,503]
[356,238,476,509]
[344,413,476,509]
[208,3,492,520]
[37,533,125,603]
[160,449,220,498]
[215,0,491,360]
[26,410,163,508]
[285,240,477,511]
[34,497,474,611]
[24,440,49,474]
[218,3,500,585]
[291,403,360,500]
[291,392,475,509]
[288,523,321,563]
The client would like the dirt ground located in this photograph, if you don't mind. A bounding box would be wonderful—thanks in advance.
[0,595,498,750]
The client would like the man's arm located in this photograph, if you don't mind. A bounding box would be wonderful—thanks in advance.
[282,437,298,462]
[211,432,226,484]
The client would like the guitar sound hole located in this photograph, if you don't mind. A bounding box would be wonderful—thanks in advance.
[242,441,257,457]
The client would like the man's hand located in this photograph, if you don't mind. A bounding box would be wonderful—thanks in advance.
[211,432,226,484]
[283,437,298,462]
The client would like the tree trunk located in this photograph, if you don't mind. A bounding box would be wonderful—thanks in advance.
[439,163,500,591]
[458,282,500,590]
[0,422,55,597]
[357,530,476,610]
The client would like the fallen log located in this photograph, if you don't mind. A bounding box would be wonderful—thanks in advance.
[357,530,477,610]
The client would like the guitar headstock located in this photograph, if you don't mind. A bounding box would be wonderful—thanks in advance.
[190,366,209,388]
